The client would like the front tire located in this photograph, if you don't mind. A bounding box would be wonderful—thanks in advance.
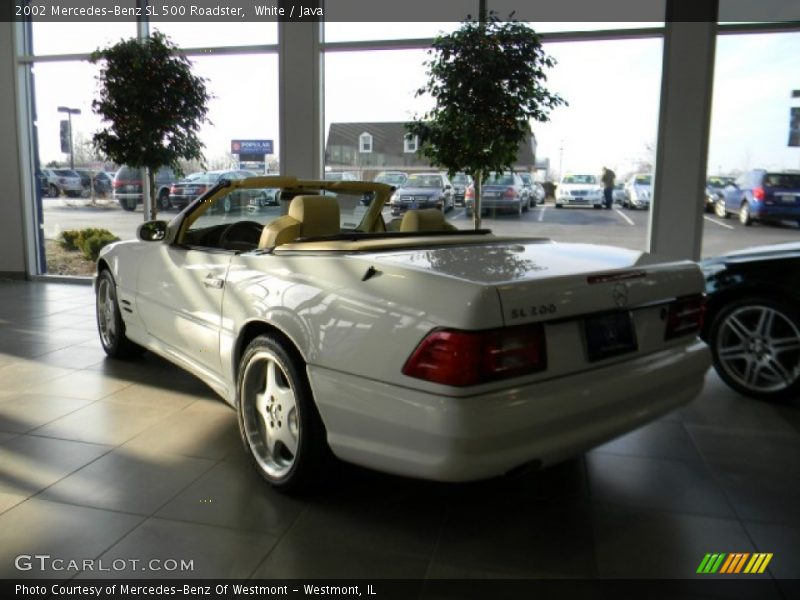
[715,199,728,219]
[708,296,800,402]
[48,184,59,198]
[96,270,144,359]
[237,335,329,492]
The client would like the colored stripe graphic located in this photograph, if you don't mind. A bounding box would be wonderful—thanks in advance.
[698,553,773,574]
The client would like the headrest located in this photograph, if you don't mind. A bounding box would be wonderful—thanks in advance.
[400,209,453,232]
[288,195,341,239]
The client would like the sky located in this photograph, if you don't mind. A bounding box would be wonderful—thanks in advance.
[28,22,800,179]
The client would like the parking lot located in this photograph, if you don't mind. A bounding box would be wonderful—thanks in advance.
[41,197,799,260]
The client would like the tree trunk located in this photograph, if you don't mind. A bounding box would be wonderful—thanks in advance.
[473,175,482,230]
[142,167,156,222]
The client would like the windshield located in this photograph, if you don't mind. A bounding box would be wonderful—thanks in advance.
[451,173,469,184]
[634,175,652,185]
[404,174,443,188]
[562,175,597,184]
[707,176,734,188]
[376,173,406,185]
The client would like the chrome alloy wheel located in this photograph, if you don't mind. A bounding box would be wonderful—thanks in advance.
[96,277,117,349]
[240,350,300,480]
[715,305,800,395]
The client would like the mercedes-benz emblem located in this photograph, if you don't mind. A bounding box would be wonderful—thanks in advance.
[612,283,629,307]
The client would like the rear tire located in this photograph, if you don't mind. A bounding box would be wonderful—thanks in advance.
[237,334,330,492]
[739,202,752,226]
[120,198,136,211]
[158,190,171,211]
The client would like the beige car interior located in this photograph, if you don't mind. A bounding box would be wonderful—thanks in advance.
[258,195,341,249]
[259,196,458,250]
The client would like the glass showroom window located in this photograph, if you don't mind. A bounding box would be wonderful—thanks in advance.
[189,54,280,174]
[152,21,277,48]
[30,60,126,276]
[31,19,136,55]
[702,31,800,259]
[326,38,662,249]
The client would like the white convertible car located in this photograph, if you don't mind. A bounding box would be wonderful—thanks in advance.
[95,176,710,491]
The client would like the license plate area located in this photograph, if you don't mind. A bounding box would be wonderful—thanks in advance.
[583,311,638,362]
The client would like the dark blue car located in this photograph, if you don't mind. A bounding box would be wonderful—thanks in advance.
[714,169,800,226]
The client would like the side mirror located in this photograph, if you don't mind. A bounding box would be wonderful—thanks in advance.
[137,220,168,242]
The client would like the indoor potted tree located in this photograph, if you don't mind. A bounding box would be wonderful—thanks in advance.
[408,10,565,229]
[90,32,211,221]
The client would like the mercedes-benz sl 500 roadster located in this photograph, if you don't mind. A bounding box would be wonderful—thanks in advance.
[95,176,711,491]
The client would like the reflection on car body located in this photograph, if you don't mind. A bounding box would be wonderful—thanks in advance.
[95,176,710,491]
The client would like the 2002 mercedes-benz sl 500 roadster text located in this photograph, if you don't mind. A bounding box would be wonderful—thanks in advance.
[95,176,711,490]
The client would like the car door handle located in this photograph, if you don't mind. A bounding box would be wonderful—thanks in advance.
[203,275,224,289]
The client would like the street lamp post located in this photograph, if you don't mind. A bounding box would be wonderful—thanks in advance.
[57,106,81,169]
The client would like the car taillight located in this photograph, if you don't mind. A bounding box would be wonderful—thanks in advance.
[665,294,705,340]
[503,187,517,198]
[402,324,547,386]
[170,185,177,193]
[465,186,474,199]
[753,186,765,201]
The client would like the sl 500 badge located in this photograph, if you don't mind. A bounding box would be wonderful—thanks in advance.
[510,303,557,319]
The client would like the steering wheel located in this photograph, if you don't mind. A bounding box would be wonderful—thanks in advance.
[218,220,264,250]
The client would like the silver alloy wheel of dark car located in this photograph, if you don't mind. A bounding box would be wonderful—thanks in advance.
[739,202,752,226]
[710,298,800,401]
[237,335,328,491]
[715,198,728,218]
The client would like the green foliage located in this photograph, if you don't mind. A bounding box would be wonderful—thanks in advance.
[408,12,566,224]
[59,230,82,251]
[59,228,120,262]
[90,32,211,214]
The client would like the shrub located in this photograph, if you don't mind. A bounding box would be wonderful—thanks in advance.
[59,228,120,262]
[80,230,120,261]
[59,230,82,251]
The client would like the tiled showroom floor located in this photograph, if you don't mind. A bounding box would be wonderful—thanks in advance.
[0,281,798,589]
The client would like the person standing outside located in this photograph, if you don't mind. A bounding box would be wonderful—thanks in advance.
[601,167,615,209]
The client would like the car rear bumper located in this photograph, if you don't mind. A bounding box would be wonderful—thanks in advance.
[310,339,710,482]
[753,204,800,220]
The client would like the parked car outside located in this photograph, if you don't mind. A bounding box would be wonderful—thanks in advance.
[324,171,358,182]
[450,172,472,205]
[95,175,710,491]
[169,170,258,211]
[94,171,114,196]
[113,166,176,211]
[612,182,629,205]
[466,172,528,216]
[391,172,454,215]
[555,174,604,209]
[374,171,408,188]
[623,174,653,209]
[701,242,800,401]
[715,169,800,227]
[518,172,540,207]
[704,175,736,213]
[42,168,83,198]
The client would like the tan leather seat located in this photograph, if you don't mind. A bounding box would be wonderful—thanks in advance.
[259,195,341,249]
[400,209,457,233]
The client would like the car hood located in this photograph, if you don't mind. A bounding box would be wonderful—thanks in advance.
[396,187,439,195]
[560,184,601,192]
